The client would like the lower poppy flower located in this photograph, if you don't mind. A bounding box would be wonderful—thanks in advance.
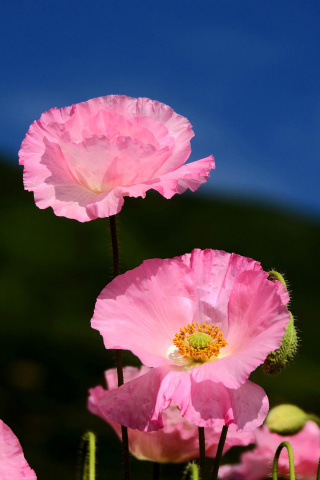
[88,366,254,463]
[91,249,290,432]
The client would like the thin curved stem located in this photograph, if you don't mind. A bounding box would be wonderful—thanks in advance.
[198,427,206,479]
[272,441,295,480]
[211,425,228,480]
[108,215,130,480]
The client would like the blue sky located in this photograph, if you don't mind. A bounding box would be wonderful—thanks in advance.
[1,0,320,216]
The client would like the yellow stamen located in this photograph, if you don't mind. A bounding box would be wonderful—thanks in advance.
[173,322,227,362]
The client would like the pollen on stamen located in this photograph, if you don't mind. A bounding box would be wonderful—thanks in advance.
[173,322,227,362]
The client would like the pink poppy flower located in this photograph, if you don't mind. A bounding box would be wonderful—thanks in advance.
[219,421,320,480]
[91,249,290,432]
[19,95,214,222]
[0,419,36,479]
[88,366,254,463]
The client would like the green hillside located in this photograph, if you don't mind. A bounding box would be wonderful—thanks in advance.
[1,158,319,479]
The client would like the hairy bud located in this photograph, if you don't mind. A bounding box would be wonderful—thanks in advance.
[263,312,298,375]
[263,271,298,375]
[266,404,308,435]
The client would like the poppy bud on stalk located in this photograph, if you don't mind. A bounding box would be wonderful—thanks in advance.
[266,404,308,435]
[263,271,298,375]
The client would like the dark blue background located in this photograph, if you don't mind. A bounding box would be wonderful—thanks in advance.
[2,0,320,215]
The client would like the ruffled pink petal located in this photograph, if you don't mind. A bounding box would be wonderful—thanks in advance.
[90,382,253,463]
[97,366,268,432]
[0,420,36,480]
[150,155,215,198]
[88,376,201,463]
[89,366,255,462]
[93,154,214,205]
[91,258,197,367]
[180,249,263,332]
[98,366,184,432]
[173,377,269,431]
[191,269,290,389]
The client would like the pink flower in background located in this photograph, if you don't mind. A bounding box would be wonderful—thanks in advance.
[0,419,36,479]
[88,366,254,463]
[91,249,290,432]
[219,421,320,480]
[19,95,214,222]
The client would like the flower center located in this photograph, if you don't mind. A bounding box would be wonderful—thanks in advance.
[173,322,227,362]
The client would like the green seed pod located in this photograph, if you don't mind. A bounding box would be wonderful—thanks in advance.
[188,332,212,349]
[263,312,298,375]
[266,404,308,435]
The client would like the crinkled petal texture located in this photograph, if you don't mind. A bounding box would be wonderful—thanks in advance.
[0,420,36,480]
[91,249,290,431]
[97,366,269,432]
[88,367,254,463]
[19,95,215,221]
[219,422,320,480]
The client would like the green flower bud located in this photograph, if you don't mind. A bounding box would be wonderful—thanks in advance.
[263,312,298,375]
[264,271,297,375]
[266,404,308,435]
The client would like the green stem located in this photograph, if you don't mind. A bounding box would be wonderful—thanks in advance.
[108,215,130,480]
[78,431,96,480]
[153,462,160,480]
[211,425,228,480]
[198,427,206,478]
[272,441,295,480]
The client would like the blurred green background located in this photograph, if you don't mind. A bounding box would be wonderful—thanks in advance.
[0,157,319,479]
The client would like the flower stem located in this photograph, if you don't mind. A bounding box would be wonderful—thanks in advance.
[272,441,295,480]
[198,426,206,478]
[108,215,130,480]
[153,462,160,480]
[211,425,228,480]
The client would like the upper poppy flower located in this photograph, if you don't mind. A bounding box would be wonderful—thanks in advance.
[219,421,320,480]
[88,366,254,463]
[0,419,37,479]
[19,95,215,222]
[91,249,290,432]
